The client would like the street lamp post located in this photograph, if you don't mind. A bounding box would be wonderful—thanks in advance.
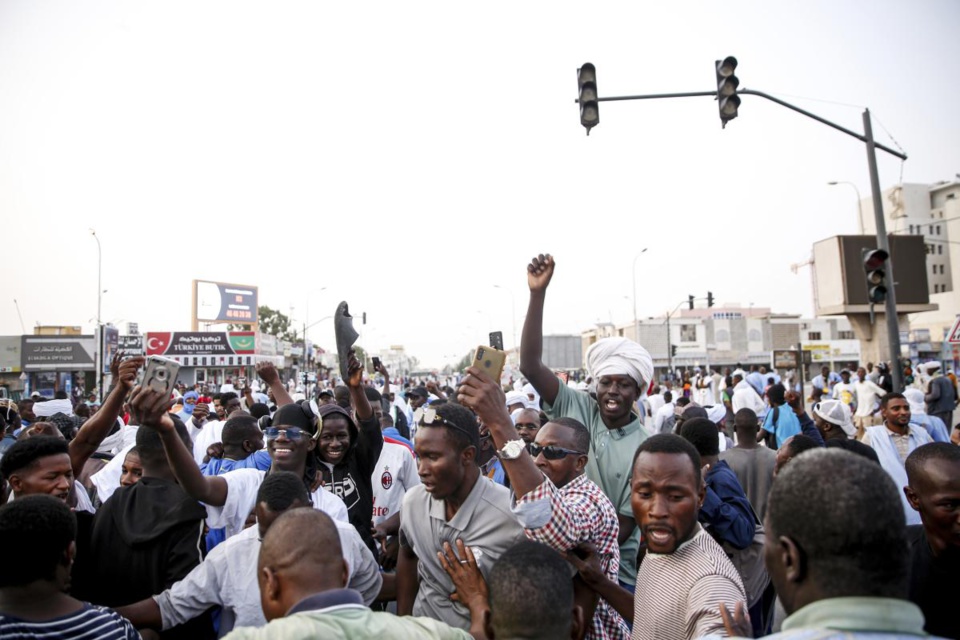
[90,229,103,401]
[632,248,648,343]
[827,181,865,233]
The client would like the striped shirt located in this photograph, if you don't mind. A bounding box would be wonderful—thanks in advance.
[632,526,746,640]
[0,603,140,639]
[514,474,630,639]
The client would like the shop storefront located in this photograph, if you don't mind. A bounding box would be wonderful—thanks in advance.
[145,331,283,390]
[20,335,96,400]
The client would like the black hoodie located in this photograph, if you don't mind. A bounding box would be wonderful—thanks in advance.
[80,476,214,639]
[316,404,383,557]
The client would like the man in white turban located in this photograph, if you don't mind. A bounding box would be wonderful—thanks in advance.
[518,253,651,590]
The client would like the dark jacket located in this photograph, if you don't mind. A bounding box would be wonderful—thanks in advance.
[925,376,957,416]
[81,476,214,639]
[908,524,960,639]
[316,405,384,557]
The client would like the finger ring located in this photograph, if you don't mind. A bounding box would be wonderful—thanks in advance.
[459,560,468,564]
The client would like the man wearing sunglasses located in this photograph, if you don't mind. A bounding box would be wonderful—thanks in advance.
[396,401,524,631]
[458,367,630,640]
[520,253,652,592]
[131,377,349,543]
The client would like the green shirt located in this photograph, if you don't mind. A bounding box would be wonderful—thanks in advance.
[223,605,472,640]
[543,381,649,584]
[729,597,930,639]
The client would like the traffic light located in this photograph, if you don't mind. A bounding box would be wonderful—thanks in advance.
[707,291,715,308]
[577,63,599,135]
[688,295,695,310]
[362,312,367,325]
[671,345,678,357]
[715,56,740,128]
[862,248,889,304]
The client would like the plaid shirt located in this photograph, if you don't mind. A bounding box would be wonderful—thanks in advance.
[514,474,630,640]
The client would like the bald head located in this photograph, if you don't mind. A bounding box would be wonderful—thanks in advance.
[257,509,348,621]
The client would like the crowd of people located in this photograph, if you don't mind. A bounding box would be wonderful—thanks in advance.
[0,252,958,640]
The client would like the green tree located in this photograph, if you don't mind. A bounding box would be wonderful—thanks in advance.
[230,305,297,342]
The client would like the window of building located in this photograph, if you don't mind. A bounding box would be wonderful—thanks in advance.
[838,330,855,340]
[680,324,697,342]
[909,224,914,234]
[936,225,941,235]
[808,331,822,340]
[933,264,937,275]
[941,265,945,275]
[930,225,934,234]
[938,244,943,255]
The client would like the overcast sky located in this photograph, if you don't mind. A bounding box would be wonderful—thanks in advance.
[2,0,958,368]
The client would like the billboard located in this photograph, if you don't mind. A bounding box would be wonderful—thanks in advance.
[193,280,259,324]
[21,336,96,371]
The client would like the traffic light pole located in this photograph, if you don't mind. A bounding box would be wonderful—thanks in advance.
[864,109,903,391]
[590,85,908,389]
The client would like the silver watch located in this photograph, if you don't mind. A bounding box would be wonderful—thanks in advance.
[499,439,526,460]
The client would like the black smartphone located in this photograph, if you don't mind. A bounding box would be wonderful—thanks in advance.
[371,356,382,371]
[489,331,504,351]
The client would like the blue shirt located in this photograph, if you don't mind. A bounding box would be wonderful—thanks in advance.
[761,406,802,448]
[701,460,756,550]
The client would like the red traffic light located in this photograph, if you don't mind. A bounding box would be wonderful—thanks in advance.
[863,248,888,271]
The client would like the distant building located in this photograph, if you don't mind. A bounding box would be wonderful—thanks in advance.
[581,304,860,378]
[858,177,960,369]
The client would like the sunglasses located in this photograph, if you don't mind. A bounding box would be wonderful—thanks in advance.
[419,407,457,429]
[526,443,586,460]
[264,426,318,442]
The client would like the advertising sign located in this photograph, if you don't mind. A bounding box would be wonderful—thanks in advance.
[0,337,21,373]
[102,325,119,374]
[146,332,257,356]
[195,280,259,323]
[119,335,144,356]
[21,336,96,371]
[772,350,799,369]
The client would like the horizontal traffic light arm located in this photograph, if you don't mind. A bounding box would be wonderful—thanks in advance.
[581,88,908,161]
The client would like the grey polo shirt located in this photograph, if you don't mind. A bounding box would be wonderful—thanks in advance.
[400,476,524,630]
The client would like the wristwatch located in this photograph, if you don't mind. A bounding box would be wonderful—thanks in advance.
[499,439,526,460]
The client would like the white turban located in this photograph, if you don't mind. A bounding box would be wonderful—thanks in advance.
[522,383,541,409]
[706,404,727,424]
[33,399,74,418]
[584,337,654,396]
[505,391,527,409]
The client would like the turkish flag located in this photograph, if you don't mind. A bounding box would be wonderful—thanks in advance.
[146,333,171,355]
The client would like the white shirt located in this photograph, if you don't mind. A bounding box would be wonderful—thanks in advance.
[191,420,225,466]
[204,468,349,538]
[654,402,676,433]
[854,379,887,418]
[155,516,382,636]
[831,382,857,408]
[731,381,766,416]
[371,441,420,527]
[90,443,135,504]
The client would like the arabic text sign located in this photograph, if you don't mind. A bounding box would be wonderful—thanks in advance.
[21,336,96,371]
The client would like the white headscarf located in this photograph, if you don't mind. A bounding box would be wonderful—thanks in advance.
[584,337,654,396]
[903,388,926,415]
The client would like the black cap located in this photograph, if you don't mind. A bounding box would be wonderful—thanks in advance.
[318,388,334,398]
[408,386,429,399]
